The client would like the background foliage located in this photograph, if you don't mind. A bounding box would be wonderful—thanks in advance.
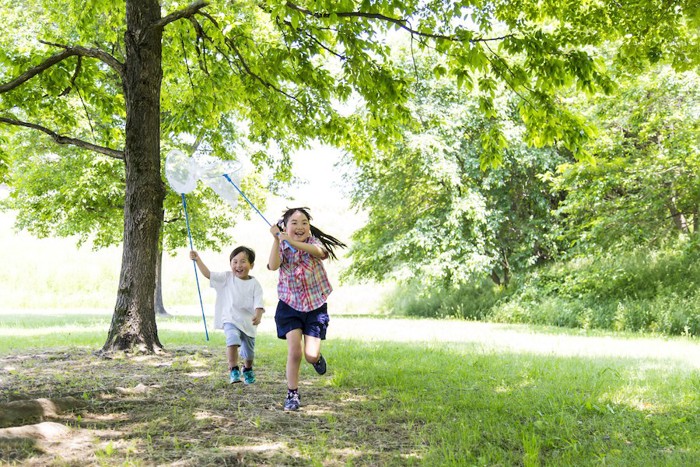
[344,48,699,335]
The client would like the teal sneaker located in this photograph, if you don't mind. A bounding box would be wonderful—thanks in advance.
[229,367,242,384]
[242,367,255,385]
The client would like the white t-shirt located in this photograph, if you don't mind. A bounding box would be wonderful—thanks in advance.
[209,271,264,338]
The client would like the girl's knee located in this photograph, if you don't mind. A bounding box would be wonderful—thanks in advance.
[304,351,320,364]
[288,347,303,362]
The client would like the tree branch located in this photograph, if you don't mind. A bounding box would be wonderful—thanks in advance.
[284,2,512,43]
[0,117,124,160]
[223,37,301,103]
[154,0,210,30]
[40,42,125,78]
[188,11,302,104]
[58,55,82,97]
[0,45,124,95]
[274,17,346,60]
[188,17,210,75]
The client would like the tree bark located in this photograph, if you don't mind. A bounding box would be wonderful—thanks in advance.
[489,249,511,287]
[154,209,170,317]
[667,195,689,234]
[102,0,165,353]
[501,250,511,288]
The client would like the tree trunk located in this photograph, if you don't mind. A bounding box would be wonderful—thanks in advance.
[501,250,511,288]
[489,249,511,287]
[154,209,170,317]
[102,0,165,353]
[667,195,689,234]
[490,268,502,286]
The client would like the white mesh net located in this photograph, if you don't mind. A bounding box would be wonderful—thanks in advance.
[196,154,243,211]
[165,149,199,194]
[165,150,243,210]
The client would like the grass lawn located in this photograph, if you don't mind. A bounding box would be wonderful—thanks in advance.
[1,314,698,466]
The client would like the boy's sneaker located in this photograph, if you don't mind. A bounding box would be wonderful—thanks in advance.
[229,367,242,384]
[284,392,301,411]
[312,354,327,375]
[242,367,255,385]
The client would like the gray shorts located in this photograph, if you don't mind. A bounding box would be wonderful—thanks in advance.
[223,323,256,360]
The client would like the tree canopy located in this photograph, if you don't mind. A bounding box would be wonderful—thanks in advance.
[343,50,570,288]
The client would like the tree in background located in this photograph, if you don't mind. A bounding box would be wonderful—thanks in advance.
[344,51,568,289]
[551,67,700,252]
[1,0,694,352]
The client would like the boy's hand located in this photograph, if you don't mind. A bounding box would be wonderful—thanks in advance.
[252,309,264,325]
[189,250,199,261]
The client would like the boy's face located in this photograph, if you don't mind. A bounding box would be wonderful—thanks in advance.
[285,210,311,242]
[230,251,253,279]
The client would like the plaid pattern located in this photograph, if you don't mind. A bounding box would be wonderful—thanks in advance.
[277,236,332,311]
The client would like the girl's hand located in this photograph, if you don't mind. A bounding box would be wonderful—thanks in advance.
[277,231,290,243]
[270,224,281,238]
[189,250,199,261]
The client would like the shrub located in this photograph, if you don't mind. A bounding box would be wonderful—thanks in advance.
[384,240,700,336]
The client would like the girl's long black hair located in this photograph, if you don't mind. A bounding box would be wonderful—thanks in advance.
[279,207,347,260]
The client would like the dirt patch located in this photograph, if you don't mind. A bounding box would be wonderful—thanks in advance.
[0,348,415,466]
[0,397,85,428]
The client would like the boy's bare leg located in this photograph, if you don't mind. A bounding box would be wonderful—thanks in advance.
[227,345,239,369]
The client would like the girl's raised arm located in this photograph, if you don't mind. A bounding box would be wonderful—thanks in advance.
[267,225,282,270]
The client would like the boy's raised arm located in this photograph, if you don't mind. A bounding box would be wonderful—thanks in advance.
[189,250,211,279]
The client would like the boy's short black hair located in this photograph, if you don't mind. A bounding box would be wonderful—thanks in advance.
[230,246,255,263]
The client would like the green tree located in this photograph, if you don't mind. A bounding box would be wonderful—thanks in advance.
[551,67,700,251]
[343,53,568,288]
[1,0,694,352]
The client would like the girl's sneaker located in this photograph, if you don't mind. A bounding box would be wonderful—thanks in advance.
[312,354,327,375]
[242,367,255,385]
[229,367,242,384]
[284,392,301,411]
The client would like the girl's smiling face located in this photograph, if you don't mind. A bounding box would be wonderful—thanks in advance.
[285,210,311,242]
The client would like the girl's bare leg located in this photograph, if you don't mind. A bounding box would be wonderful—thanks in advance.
[303,335,322,364]
[285,329,303,389]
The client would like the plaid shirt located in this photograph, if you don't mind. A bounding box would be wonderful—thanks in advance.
[277,236,332,312]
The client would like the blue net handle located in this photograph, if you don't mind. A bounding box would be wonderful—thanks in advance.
[182,193,209,341]
[222,174,296,252]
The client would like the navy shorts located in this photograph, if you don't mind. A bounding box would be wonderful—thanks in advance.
[275,301,329,340]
